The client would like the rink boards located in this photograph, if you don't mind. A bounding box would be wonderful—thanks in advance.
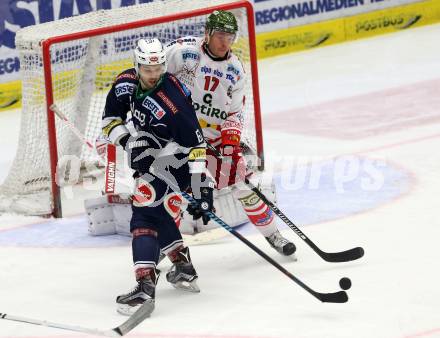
[256,0,440,58]
[1,0,439,113]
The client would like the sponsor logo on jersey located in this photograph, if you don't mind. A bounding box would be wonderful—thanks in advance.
[200,66,212,74]
[169,75,191,98]
[192,102,228,120]
[133,108,147,126]
[213,69,223,78]
[142,96,166,120]
[227,85,233,99]
[115,82,135,97]
[164,193,183,218]
[227,64,240,76]
[195,129,204,143]
[188,147,207,161]
[226,73,236,84]
[154,109,165,119]
[167,37,197,47]
[102,119,123,137]
[223,120,242,130]
[182,50,200,61]
[157,90,178,114]
[133,180,156,207]
[180,80,191,97]
[116,72,137,81]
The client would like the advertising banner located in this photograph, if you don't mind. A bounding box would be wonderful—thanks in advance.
[0,0,438,110]
[253,0,426,33]
[0,0,426,83]
[256,0,440,58]
[0,0,155,109]
[0,1,154,83]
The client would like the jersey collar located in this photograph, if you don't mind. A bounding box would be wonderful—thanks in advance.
[202,42,230,61]
[136,74,165,99]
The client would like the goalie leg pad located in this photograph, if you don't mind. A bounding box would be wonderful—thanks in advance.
[84,193,132,236]
[179,186,248,235]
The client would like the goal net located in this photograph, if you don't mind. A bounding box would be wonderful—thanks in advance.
[0,0,263,217]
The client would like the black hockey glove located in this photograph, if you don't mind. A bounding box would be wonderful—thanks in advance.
[187,173,215,225]
[120,134,153,174]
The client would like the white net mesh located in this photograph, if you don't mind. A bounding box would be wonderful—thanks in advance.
[0,0,259,216]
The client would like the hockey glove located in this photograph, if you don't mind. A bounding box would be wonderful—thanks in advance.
[187,173,215,225]
[215,144,247,189]
[120,134,153,174]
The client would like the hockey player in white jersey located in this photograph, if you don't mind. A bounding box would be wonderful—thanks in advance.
[166,10,296,256]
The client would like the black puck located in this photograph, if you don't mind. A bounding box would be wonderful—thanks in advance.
[339,277,352,290]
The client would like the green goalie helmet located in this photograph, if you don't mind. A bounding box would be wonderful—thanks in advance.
[205,10,238,35]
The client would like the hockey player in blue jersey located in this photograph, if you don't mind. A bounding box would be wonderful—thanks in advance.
[101,38,214,316]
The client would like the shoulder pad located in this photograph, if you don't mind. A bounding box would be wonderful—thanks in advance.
[115,68,137,83]
[166,73,192,98]
[113,68,137,97]
[227,55,245,74]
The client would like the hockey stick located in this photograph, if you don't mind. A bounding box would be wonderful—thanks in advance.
[52,104,228,246]
[52,103,118,194]
[52,104,96,150]
[0,104,151,336]
[206,142,364,263]
[0,300,152,337]
[243,178,364,263]
[181,192,348,303]
[147,170,348,304]
[52,103,348,303]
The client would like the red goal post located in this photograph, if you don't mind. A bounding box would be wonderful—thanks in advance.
[0,0,263,218]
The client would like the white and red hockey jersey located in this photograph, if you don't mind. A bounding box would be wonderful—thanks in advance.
[166,36,246,147]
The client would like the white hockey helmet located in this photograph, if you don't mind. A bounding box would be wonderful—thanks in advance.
[133,38,167,74]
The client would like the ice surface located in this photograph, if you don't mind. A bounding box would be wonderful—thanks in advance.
[1,23,440,338]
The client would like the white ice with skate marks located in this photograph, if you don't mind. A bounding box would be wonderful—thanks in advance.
[1,23,440,338]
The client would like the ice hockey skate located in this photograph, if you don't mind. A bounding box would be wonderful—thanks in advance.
[116,268,159,316]
[266,230,297,257]
[166,247,200,293]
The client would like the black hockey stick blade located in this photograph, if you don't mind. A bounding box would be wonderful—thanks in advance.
[317,246,365,263]
[315,290,348,303]
[243,177,365,263]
